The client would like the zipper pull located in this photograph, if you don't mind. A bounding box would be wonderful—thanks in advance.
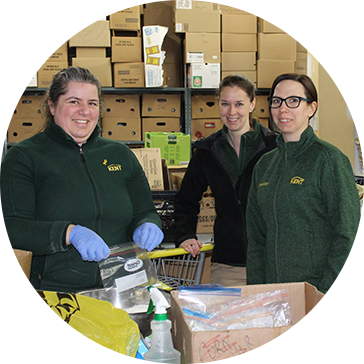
[79,147,86,163]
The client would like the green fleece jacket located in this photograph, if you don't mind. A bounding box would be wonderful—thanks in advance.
[246,126,361,293]
[0,119,161,293]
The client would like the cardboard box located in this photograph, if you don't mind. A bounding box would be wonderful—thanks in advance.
[37,61,68,88]
[76,47,106,58]
[72,0,104,16]
[142,118,180,139]
[37,37,68,62]
[192,118,224,140]
[220,0,254,15]
[0,248,32,293]
[187,63,221,89]
[295,51,308,73]
[165,62,183,87]
[142,94,181,117]
[131,148,164,191]
[109,7,141,31]
[175,1,219,11]
[14,10,53,38]
[101,117,141,141]
[8,119,43,143]
[222,33,257,52]
[12,95,43,119]
[113,62,145,87]
[222,14,257,34]
[253,95,270,119]
[221,71,257,84]
[191,94,220,119]
[258,5,298,34]
[143,25,168,87]
[222,52,256,71]
[258,33,297,61]
[111,36,142,63]
[257,59,295,88]
[184,33,221,63]
[174,9,220,33]
[171,283,363,364]
[2,38,35,63]
[145,132,191,166]
[2,62,37,87]
[101,94,140,118]
[197,195,216,233]
[72,57,112,87]
[69,20,111,47]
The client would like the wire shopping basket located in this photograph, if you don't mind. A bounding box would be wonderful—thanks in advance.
[147,243,214,289]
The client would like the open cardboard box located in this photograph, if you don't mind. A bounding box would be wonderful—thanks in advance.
[13,249,32,280]
[171,283,364,364]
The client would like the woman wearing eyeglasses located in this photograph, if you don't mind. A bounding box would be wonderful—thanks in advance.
[246,73,361,294]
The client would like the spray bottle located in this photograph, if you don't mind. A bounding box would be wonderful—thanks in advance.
[144,286,181,364]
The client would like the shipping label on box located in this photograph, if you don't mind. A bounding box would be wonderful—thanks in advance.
[37,61,68,88]
[143,26,168,87]
[2,62,37,87]
[185,33,221,63]
[113,62,145,87]
[111,36,142,63]
[187,63,221,89]
[109,7,141,31]
[174,9,221,33]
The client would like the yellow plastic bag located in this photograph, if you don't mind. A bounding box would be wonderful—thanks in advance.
[0,290,140,364]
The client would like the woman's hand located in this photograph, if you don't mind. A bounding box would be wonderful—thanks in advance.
[180,238,202,258]
[133,222,164,251]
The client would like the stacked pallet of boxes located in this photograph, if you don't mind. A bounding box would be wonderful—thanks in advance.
[256,19,296,88]
[174,2,221,88]
[221,7,258,86]
[70,19,112,87]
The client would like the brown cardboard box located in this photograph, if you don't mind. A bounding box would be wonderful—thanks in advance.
[197,195,216,234]
[174,9,220,33]
[184,33,221,63]
[258,33,297,61]
[101,117,141,141]
[72,0,104,16]
[109,7,141,31]
[220,0,254,15]
[7,119,43,143]
[113,62,145,87]
[0,248,32,293]
[257,59,295,88]
[142,118,180,140]
[37,37,68,62]
[221,33,257,52]
[258,5,298,34]
[14,10,53,38]
[101,94,140,118]
[295,52,308,74]
[69,20,111,47]
[176,2,219,11]
[221,14,257,34]
[111,36,142,63]
[192,118,224,140]
[253,95,270,119]
[165,62,182,87]
[2,38,35,63]
[76,47,106,58]
[131,148,164,190]
[72,57,112,87]
[191,94,220,119]
[12,96,43,119]
[221,52,256,71]
[37,61,68,88]
[142,94,181,117]
[221,71,257,84]
[170,282,363,364]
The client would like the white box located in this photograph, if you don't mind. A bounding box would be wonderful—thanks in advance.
[2,62,38,87]
[142,25,168,87]
[187,63,221,89]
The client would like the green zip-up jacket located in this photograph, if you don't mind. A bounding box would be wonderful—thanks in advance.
[246,126,361,293]
[0,119,161,293]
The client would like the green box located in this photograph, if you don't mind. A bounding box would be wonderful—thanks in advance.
[145,132,191,165]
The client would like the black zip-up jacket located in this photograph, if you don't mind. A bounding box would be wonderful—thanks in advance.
[174,121,277,265]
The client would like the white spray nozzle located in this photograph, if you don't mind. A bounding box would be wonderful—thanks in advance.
[149,286,170,320]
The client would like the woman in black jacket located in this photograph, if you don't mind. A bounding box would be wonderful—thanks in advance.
[174,74,277,286]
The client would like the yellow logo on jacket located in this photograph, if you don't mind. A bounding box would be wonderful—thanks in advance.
[290,176,304,185]
[258,182,269,187]
[103,159,122,172]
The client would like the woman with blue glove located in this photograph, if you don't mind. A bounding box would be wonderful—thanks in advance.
[0,67,163,293]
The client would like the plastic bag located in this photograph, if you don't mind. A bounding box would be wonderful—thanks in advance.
[0,290,139,364]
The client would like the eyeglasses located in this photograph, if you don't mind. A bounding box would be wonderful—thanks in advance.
[268,96,310,109]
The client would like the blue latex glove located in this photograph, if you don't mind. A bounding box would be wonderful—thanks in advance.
[69,225,110,262]
[133,222,164,251]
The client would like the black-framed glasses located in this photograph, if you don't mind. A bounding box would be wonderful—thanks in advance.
[268,96,310,109]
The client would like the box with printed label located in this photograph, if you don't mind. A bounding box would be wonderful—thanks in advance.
[111,36,142,63]
[174,9,220,33]
[142,94,181,117]
[142,118,180,140]
[101,117,141,141]
[37,61,68,88]
[113,62,145,87]
[187,63,220,89]
[0,248,32,293]
[37,37,68,62]
[2,38,35,63]
[184,33,221,63]
[2,62,37,87]
[191,94,220,119]
[222,14,257,33]
[101,94,140,118]
[192,118,224,141]
[109,7,141,31]
[69,20,111,47]
[145,132,191,166]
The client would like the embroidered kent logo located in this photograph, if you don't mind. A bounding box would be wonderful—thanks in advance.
[290,176,304,185]
[258,182,269,187]
[103,159,122,172]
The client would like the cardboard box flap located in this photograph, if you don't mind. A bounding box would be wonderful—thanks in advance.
[13,249,32,279]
